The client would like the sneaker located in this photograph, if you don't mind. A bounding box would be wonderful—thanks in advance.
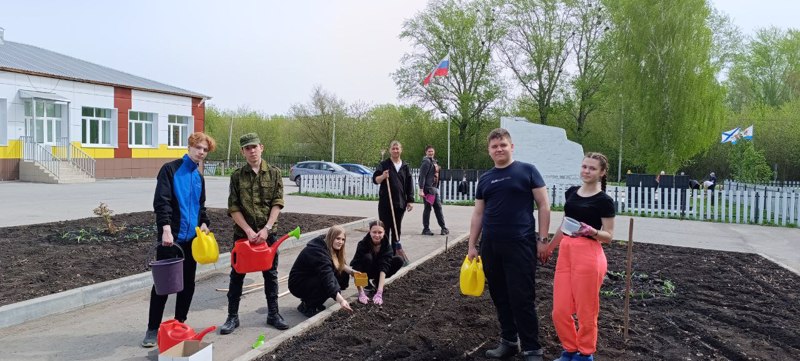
[440,228,449,235]
[422,229,434,236]
[553,350,577,361]
[141,329,157,348]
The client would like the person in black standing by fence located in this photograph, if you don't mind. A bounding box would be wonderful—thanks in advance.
[419,145,448,236]
[373,140,414,257]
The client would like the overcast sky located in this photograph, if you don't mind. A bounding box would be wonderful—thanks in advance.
[0,0,796,115]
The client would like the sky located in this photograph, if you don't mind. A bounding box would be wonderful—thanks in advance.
[0,0,796,115]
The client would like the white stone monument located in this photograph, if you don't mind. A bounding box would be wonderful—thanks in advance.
[500,116,583,186]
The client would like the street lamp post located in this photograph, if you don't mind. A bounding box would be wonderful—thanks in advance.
[331,112,336,163]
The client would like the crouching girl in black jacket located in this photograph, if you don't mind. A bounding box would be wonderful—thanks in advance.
[350,220,404,305]
[289,225,354,317]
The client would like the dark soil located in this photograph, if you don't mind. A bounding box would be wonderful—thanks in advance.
[262,240,800,361]
[0,209,361,306]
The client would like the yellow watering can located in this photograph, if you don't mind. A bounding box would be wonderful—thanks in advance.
[191,227,219,264]
[459,255,485,297]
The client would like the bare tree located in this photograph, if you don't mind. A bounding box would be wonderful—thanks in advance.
[499,0,575,125]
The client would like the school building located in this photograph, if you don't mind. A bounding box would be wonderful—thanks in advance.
[0,27,208,182]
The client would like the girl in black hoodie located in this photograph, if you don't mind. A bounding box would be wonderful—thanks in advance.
[289,225,354,317]
[350,220,404,305]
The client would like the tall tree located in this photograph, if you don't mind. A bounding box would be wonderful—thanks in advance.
[606,0,724,172]
[726,27,800,110]
[393,0,504,168]
[289,86,345,161]
[499,0,575,125]
[706,5,743,77]
[565,0,611,139]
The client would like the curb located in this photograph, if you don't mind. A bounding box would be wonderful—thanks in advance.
[231,232,470,361]
[0,218,368,329]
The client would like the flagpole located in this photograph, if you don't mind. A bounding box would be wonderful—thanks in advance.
[447,118,451,170]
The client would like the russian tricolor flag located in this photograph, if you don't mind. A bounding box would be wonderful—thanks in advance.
[422,55,450,86]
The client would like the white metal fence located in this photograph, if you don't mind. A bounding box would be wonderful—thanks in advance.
[299,174,476,202]
[299,174,800,227]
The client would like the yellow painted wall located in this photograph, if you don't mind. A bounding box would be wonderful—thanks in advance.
[1,141,185,160]
[72,142,115,159]
[0,140,21,159]
[131,144,185,158]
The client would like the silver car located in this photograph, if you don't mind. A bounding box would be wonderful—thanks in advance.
[290,161,361,186]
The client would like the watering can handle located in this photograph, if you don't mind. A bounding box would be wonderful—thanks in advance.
[145,243,186,270]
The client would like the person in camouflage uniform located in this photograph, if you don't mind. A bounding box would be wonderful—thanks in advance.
[219,132,289,334]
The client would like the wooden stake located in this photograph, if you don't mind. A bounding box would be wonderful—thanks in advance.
[623,218,634,341]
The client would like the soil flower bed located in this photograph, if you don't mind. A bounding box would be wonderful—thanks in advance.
[0,208,361,306]
[262,240,800,360]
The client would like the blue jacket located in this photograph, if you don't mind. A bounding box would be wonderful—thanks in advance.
[153,154,210,243]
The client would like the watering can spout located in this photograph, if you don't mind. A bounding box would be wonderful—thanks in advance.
[271,226,301,251]
[192,326,216,342]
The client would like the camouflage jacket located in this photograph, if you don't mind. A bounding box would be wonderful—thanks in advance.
[228,160,284,240]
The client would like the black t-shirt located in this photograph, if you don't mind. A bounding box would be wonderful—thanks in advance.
[564,186,615,230]
[476,161,546,242]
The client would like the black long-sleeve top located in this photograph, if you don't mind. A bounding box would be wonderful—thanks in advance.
[288,235,342,301]
[372,158,414,210]
[349,233,393,275]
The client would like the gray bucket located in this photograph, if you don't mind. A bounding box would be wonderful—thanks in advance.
[149,244,184,295]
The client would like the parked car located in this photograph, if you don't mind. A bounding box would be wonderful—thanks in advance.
[339,163,373,176]
[290,161,361,186]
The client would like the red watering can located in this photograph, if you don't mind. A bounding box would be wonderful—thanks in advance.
[157,319,216,352]
[231,226,301,274]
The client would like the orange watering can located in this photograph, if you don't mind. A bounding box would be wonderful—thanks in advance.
[157,319,216,352]
[231,226,301,274]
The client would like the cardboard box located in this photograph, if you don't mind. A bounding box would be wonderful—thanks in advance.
[158,340,212,361]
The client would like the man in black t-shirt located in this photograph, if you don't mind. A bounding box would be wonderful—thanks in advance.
[467,128,551,361]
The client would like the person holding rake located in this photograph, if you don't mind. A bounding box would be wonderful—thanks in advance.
[372,140,414,264]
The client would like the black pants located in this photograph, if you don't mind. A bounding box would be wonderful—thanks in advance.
[147,241,197,330]
[226,234,279,315]
[292,272,350,309]
[351,252,404,284]
[379,205,406,247]
[422,191,446,230]
[481,238,541,352]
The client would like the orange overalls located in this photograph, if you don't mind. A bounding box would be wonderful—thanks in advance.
[552,235,607,355]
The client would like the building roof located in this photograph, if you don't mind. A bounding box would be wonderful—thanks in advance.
[0,40,208,99]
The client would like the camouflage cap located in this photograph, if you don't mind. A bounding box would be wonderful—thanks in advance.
[239,133,261,148]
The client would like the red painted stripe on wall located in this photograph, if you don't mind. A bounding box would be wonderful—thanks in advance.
[114,87,132,158]
[192,98,205,132]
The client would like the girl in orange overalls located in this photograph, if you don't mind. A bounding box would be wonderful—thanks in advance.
[544,153,615,361]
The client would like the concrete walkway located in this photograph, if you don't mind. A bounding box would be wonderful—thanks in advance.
[0,177,798,361]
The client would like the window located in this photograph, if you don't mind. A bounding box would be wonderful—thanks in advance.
[81,107,113,146]
[24,100,63,144]
[129,111,155,146]
[168,115,190,147]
